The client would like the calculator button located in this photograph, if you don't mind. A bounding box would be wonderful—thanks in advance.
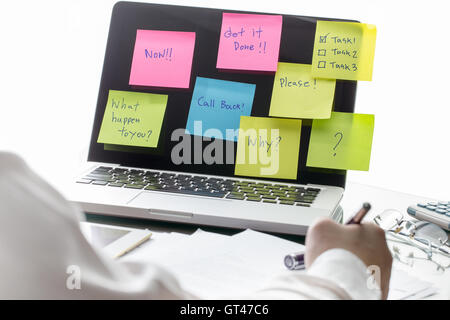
[427,202,438,206]
[417,203,427,208]
[426,206,437,211]
[435,209,447,214]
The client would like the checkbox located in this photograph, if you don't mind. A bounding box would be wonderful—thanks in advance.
[319,36,327,43]
[318,61,326,69]
[318,49,326,56]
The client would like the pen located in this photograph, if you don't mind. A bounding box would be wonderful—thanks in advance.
[284,202,372,270]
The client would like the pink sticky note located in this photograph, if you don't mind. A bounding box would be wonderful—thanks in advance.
[216,13,283,72]
[129,30,196,88]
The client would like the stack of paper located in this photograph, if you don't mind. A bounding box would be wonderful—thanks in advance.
[120,228,437,299]
[387,269,437,300]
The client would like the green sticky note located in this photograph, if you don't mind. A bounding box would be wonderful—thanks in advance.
[311,21,377,81]
[235,116,302,180]
[306,112,374,171]
[97,90,168,148]
[269,62,336,119]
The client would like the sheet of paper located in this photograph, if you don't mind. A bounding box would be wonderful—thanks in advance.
[311,21,377,81]
[306,112,374,171]
[120,228,438,300]
[97,90,168,148]
[129,30,196,88]
[234,116,302,180]
[388,268,436,300]
[269,62,336,119]
[216,13,283,72]
[185,77,256,141]
[122,229,304,299]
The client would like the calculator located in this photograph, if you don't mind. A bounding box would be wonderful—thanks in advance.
[407,201,450,231]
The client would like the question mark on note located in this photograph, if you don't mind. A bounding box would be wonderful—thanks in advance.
[333,132,343,156]
[146,130,153,142]
[275,136,282,151]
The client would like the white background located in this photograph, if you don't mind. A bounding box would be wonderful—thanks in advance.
[0,0,448,199]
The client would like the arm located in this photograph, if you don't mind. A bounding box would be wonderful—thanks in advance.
[246,218,392,300]
[0,152,196,299]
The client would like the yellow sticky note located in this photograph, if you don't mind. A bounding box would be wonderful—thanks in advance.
[235,116,302,180]
[306,112,374,171]
[97,90,168,148]
[269,63,336,119]
[311,21,377,81]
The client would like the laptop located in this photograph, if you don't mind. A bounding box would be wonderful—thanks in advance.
[67,2,357,235]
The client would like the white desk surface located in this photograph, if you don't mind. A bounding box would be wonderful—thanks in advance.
[342,181,450,299]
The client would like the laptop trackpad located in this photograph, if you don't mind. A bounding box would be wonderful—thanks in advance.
[128,191,195,218]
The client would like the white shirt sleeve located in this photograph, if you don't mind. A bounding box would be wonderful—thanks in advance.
[0,152,380,300]
[241,249,381,300]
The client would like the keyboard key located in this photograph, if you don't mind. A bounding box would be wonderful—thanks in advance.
[177,174,192,179]
[236,182,250,187]
[145,185,164,191]
[263,200,277,204]
[108,182,124,187]
[296,203,311,207]
[426,205,437,211]
[261,195,277,200]
[280,201,295,205]
[129,169,144,174]
[85,174,111,180]
[258,183,272,187]
[296,199,313,204]
[97,166,112,171]
[246,197,261,202]
[125,184,145,189]
[226,195,245,200]
[307,188,321,192]
[76,179,92,184]
[92,180,108,186]
[436,209,447,214]
[427,202,438,206]
[287,192,302,198]
[417,203,427,208]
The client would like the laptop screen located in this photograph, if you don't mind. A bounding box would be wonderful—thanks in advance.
[88,2,356,188]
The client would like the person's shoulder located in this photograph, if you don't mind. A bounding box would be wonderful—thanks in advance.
[0,152,27,171]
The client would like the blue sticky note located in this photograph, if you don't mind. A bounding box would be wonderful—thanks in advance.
[185,77,256,141]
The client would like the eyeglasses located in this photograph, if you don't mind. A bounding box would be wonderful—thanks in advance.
[373,209,450,274]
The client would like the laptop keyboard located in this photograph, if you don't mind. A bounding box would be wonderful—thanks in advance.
[77,166,321,206]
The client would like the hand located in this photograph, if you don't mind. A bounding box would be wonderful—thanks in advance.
[305,217,393,299]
